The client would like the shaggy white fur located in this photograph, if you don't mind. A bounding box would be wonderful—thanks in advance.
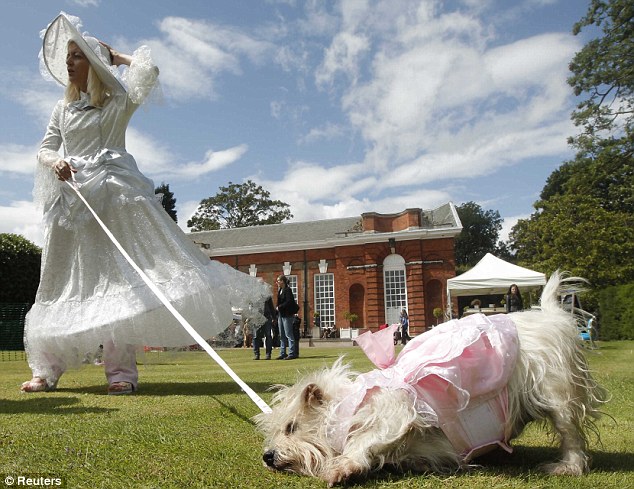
[255,272,607,486]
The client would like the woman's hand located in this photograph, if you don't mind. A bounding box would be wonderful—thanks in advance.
[53,160,76,181]
[99,41,132,67]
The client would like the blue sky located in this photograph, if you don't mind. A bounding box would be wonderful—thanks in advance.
[0,0,596,247]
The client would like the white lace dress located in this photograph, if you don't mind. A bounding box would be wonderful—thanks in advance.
[25,47,269,380]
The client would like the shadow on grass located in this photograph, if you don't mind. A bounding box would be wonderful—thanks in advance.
[472,445,633,474]
[0,397,117,415]
[352,445,634,486]
[59,381,273,398]
[136,352,347,365]
[208,395,258,426]
[589,449,634,472]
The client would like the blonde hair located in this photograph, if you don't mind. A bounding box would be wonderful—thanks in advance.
[64,63,110,107]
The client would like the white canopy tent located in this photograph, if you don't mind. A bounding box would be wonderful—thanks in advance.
[447,253,546,317]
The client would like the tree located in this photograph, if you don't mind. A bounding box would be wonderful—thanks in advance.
[565,0,634,215]
[510,0,634,287]
[0,233,41,303]
[568,0,634,154]
[510,193,634,288]
[454,202,503,270]
[155,182,178,223]
[187,180,293,231]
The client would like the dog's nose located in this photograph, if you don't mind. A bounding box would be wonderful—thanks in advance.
[263,450,276,467]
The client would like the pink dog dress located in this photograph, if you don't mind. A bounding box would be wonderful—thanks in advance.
[332,313,519,461]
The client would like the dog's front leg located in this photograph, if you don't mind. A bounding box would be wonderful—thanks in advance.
[322,390,416,486]
[322,455,368,487]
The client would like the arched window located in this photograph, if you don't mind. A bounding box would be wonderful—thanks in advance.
[383,254,407,325]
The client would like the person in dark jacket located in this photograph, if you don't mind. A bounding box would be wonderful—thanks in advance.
[276,275,298,360]
[399,309,411,345]
[505,284,524,312]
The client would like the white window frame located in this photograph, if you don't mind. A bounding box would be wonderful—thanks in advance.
[287,274,299,305]
[314,273,335,327]
[383,254,408,325]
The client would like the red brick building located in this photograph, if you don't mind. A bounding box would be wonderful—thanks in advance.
[189,204,461,336]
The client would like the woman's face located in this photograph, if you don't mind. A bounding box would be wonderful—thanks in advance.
[66,42,90,91]
[511,285,518,294]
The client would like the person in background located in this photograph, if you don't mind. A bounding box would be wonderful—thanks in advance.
[399,309,410,345]
[505,284,524,313]
[275,275,297,360]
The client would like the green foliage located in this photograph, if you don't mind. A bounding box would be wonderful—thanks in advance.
[510,194,634,288]
[343,311,359,326]
[0,233,41,303]
[540,145,633,215]
[569,0,634,150]
[154,182,178,223]
[433,307,443,325]
[454,202,503,269]
[597,283,634,340]
[187,180,293,231]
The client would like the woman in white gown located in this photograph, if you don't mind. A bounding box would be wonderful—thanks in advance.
[21,13,269,395]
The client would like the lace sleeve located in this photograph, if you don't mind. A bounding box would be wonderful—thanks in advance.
[123,45,161,105]
[37,100,63,168]
[33,101,63,210]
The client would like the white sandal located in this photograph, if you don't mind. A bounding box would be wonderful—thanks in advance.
[20,377,57,393]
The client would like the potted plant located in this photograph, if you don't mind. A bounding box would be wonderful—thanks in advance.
[343,311,359,328]
[433,307,444,325]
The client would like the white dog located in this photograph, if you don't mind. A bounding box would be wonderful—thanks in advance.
[255,272,607,486]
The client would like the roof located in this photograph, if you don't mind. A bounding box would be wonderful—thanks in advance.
[189,202,461,256]
[447,253,547,297]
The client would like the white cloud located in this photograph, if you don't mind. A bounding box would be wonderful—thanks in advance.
[177,199,203,233]
[315,31,370,89]
[500,213,530,243]
[0,143,39,175]
[257,0,580,222]
[299,122,347,144]
[175,144,248,179]
[125,127,176,178]
[317,2,579,180]
[277,183,453,224]
[69,0,100,6]
[125,127,247,181]
[0,200,44,246]
[144,17,275,101]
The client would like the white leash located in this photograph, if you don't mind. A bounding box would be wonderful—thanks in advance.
[66,180,272,414]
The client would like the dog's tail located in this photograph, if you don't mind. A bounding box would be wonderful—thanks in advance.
[537,270,587,316]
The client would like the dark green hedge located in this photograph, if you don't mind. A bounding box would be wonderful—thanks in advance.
[0,233,41,303]
[597,283,634,340]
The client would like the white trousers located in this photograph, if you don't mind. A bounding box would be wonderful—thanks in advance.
[31,340,138,389]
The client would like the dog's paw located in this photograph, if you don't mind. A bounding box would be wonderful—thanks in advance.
[538,461,585,476]
[322,458,365,486]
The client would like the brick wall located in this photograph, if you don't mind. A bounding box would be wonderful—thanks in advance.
[210,237,455,335]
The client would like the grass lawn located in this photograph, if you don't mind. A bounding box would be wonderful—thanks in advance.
[1,341,632,489]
